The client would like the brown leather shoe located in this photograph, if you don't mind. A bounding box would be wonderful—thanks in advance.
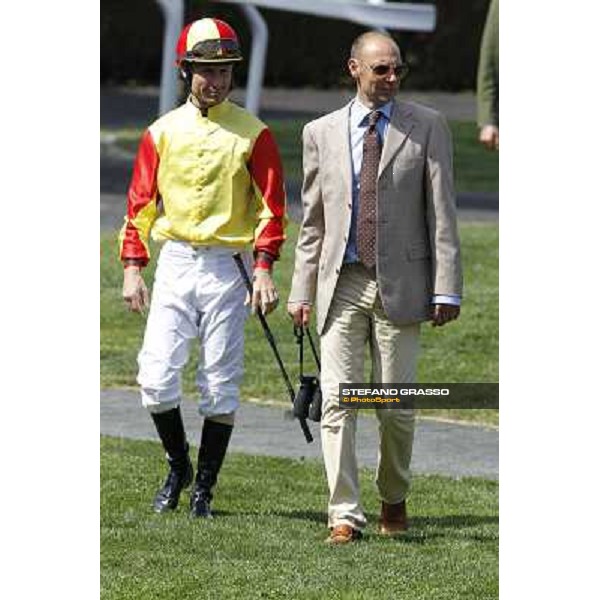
[378,500,409,535]
[325,524,363,545]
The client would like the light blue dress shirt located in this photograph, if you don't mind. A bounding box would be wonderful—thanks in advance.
[343,97,460,306]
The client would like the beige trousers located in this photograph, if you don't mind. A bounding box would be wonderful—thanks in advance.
[320,263,420,530]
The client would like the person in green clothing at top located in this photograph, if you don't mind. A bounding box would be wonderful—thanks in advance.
[477,0,499,150]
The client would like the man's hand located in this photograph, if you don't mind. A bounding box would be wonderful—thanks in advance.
[430,303,460,327]
[287,302,312,327]
[479,124,499,150]
[251,269,279,316]
[122,266,150,313]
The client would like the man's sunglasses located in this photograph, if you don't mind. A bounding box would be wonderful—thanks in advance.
[367,63,409,79]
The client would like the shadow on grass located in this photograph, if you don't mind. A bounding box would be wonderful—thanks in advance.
[408,514,498,528]
[133,506,497,544]
[203,510,498,545]
[266,509,497,527]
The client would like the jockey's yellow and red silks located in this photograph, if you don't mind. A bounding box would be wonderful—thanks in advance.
[119,99,286,268]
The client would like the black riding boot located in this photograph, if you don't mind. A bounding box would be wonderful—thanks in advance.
[190,419,233,518]
[150,407,193,513]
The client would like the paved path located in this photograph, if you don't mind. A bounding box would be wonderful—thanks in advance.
[101,86,478,127]
[101,389,498,480]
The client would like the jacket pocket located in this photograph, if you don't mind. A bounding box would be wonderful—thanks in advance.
[393,156,424,172]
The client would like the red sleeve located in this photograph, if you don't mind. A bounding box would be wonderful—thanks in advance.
[248,128,286,267]
[119,129,160,266]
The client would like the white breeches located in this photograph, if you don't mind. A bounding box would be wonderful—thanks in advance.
[137,241,250,417]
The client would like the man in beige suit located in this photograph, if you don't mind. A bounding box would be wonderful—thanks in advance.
[288,32,462,544]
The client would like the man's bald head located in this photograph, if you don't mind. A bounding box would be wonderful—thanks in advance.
[350,31,400,61]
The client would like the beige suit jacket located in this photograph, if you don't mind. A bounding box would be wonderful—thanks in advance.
[288,98,463,334]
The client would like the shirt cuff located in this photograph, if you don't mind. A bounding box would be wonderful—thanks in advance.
[123,258,144,269]
[254,251,275,271]
[431,294,461,306]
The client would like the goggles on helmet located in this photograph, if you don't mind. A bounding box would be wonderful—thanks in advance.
[182,38,242,63]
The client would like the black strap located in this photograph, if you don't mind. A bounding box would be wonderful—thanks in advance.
[294,325,304,376]
[294,325,320,374]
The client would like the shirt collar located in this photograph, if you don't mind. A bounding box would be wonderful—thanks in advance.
[184,96,231,120]
[350,97,393,128]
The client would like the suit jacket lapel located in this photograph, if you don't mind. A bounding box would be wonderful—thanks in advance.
[328,102,353,201]
[378,100,414,177]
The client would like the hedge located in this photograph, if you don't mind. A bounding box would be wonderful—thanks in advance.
[101,0,493,91]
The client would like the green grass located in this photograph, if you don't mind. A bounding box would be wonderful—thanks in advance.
[101,436,498,600]
[101,222,498,426]
[104,119,498,194]
[448,122,498,194]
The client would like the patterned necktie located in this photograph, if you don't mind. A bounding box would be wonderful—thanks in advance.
[357,111,382,269]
